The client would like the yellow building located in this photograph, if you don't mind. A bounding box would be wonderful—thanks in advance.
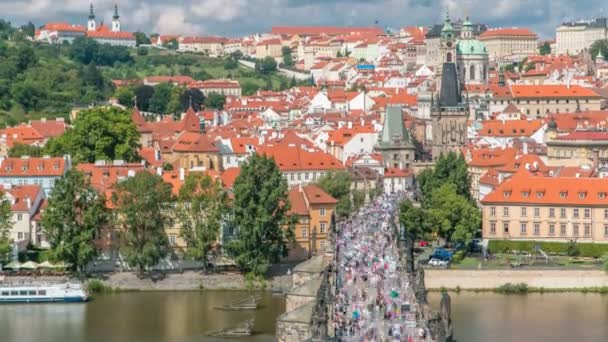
[164,132,222,172]
[478,28,538,60]
[481,173,608,242]
[287,185,337,261]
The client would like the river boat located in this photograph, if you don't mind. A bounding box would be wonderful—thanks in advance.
[0,282,88,303]
[215,295,260,311]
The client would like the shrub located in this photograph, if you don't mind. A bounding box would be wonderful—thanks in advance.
[452,250,466,264]
[488,240,608,258]
[496,282,528,294]
[86,279,112,294]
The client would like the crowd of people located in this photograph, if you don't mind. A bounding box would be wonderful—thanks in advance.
[333,192,430,341]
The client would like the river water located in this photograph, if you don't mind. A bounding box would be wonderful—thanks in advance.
[429,292,608,342]
[0,291,284,342]
[2,290,607,341]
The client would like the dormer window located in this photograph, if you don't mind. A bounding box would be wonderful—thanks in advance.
[503,191,511,198]
[536,191,545,198]
[579,192,587,199]
[560,192,567,199]
[522,191,530,198]
[5,167,11,171]
[21,166,28,171]
[599,192,606,199]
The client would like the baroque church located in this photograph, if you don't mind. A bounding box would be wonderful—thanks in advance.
[430,13,479,159]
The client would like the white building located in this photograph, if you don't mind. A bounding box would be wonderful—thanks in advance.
[556,18,608,55]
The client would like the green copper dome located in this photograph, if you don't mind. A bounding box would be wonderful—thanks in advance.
[457,39,488,55]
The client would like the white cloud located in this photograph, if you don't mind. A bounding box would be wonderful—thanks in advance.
[191,0,247,21]
[153,6,203,35]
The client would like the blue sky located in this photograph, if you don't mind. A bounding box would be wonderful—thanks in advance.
[0,0,605,38]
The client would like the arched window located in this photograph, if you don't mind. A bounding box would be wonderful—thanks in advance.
[470,65,476,81]
[446,52,452,63]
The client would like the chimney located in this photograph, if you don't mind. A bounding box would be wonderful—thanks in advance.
[298,184,303,193]
[523,142,528,155]
[179,167,185,181]
[26,198,31,209]
[347,121,353,129]
[156,167,163,176]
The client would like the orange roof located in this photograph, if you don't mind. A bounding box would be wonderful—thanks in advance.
[479,28,537,39]
[550,111,608,132]
[510,85,600,99]
[465,147,518,168]
[0,184,42,212]
[496,154,548,174]
[0,157,66,177]
[326,124,376,146]
[77,162,146,194]
[41,22,86,32]
[388,92,417,106]
[271,26,383,37]
[482,173,608,206]
[230,137,258,154]
[172,132,219,153]
[144,76,194,85]
[384,168,412,178]
[288,185,337,216]
[86,25,134,40]
[257,145,344,172]
[555,131,608,141]
[220,167,240,189]
[478,119,545,137]
[1,124,45,147]
[29,119,66,139]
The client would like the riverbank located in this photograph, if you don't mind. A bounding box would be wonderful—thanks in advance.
[425,269,608,291]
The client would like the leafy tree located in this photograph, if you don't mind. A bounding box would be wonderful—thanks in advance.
[10,80,46,112]
[539,42,551,56]
[114,86,136,108]
[400,200,427,272]
[281,46,294,67]
[279,78,288,91]
[149,83,174,114]
[336,51,343,58]
[418,152,472,203]
[137,47,148,56]
[591,39,608,61]
[227,154,294,276]
[316,171,353,218]
[352,190,366,210]
[42,170,110,274]
[134,31,151,46]
[224,58,238,70]
[19,22,35,37]
[229,50,244,60]
[133,85,155,111]
[8,143,43,157]
[177,174,228,262]
[290,76,297,88]
[204,92,226,109]
[45,107,140,164]
[502,64,516,73]
[255,56,277,74]
[14,44,37,72]
[264,77,273,91]
[179,88,205,112]
[425,183,480,244]
[113,172,172,272]
[163,38,179,50]
[0,194,12,265]
[242,81,260,96]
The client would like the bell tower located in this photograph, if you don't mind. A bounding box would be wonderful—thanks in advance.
[87,2,96,32]
[440,11,456,64]
[112,3,121,33]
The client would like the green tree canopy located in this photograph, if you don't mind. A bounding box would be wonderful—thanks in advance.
[204,92,226,109]
[316,171,353,218]
[177,173,228,262]
[255,56,278,74]
[539,42,551,56]
[281,46,294,67]
[134,31,151,46]
[227,154,294,276]
[425,183,480,244]
[418,152,472,203]
[0,194,12,265]
[591,39,608,61]
[45,107,140,164]
[41,170,110,274]
[113,172,173,272]
[8,143,43,158]
[149,83,174,114]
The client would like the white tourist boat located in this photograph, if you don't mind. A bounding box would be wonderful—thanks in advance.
[0,283,88,303]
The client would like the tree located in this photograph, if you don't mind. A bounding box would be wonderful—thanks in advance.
[400,200,426,272]
[539,42,551,56]
[114,86,136,108]
[179,88,205,111]
[204,92,226,109]
[418,152,472,203]
[255,56,277,74]
[45,107,140,164]
[10,80,46,112]
[290,76,297,88]
[0,194,12,265]
[224,58,238,70]
[8,143,43,157]
[177,174,228,262]
[163,38,179,50]
[226,154,294,276]
[133,85,155,111]
[113,172,172,272]
[149,83,174,114]
[134,31,151,46]
[591,39,608,61]
[19,22,35,38]
[425,183,480,244]
[242,81,260,96]
[316,171,353,218]
[41,170,110,274]
[14,44,37,72]
[281,46,294,67]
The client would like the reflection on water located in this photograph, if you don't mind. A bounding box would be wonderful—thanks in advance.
[429,292,608,342]
[0,291,285,342]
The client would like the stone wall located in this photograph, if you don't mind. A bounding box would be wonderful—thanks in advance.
[425,269,608,289]
[276,319,312,342]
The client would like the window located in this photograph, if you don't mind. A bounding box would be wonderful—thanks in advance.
[28,290,36,296]
[301,228,307,238]
[584,208,591,219]
[304,173,309,180]
[573,224,579,236]
[503,207,509,217]
[605,209,608,219]
[297,173,302,180]
[490,207,496,217]
[534,208,540,218]
[19,291,27,296]
[290,173,295,181]
[320,208,326,217]
[320,223,327,233]
[549,224,555,235]
[520,223,527,234]
[604,225,608,237]
[10,291,17,296]
[560,192,567,199]
[319,240,326,249]
[573,209,579,218]
[490,222,496,234]
[579,192,587,199]
[17,232,23,240]
[1,291,7,296]
[534,223,540,235]
[584,224,591,237]
[521,207,527,217]
[560,208,567,218]
[549,208,555,218]
[560,224,567,236]
[503,222,509,233]
[169,234,176,246]
[17,214,22,221]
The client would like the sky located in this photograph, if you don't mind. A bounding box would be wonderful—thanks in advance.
[0,0,606,38]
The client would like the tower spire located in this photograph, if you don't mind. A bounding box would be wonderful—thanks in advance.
[89,2,95,19]
[113,3,120,20]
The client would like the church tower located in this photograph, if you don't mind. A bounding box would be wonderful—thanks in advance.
[431,15,469,161]
[112,3,121,33]
[87,2,96,32]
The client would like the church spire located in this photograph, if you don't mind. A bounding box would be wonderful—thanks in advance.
[111,2,121,33]
[87,2,96,31]
[89,2,95,20]
[113,3,120,20]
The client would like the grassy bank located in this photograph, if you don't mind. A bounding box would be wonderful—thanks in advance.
[429,283,608,294]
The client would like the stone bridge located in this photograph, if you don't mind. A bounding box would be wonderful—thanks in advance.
[276,196,453,341]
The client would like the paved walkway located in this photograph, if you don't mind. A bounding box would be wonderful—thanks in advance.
[334,193,431,341]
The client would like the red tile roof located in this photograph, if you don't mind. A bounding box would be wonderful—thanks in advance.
[555,131,608,141]
[383,168,413,178]
[257,145,344,172]
[479,28,537,39]
[0,157,66,177]
[465,147,518,168]
[41,22,86,32]
[271,26,383,37]
[29,119,67,139]
[220,167,240,189]
[478,119,545,137]
[510,85,600,99]
[0,184,42,212]
[172,132,219,153]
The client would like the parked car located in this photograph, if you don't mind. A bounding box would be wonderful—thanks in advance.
[428,258,449,267]
[418,241,429,248]
[430,248,453,261]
